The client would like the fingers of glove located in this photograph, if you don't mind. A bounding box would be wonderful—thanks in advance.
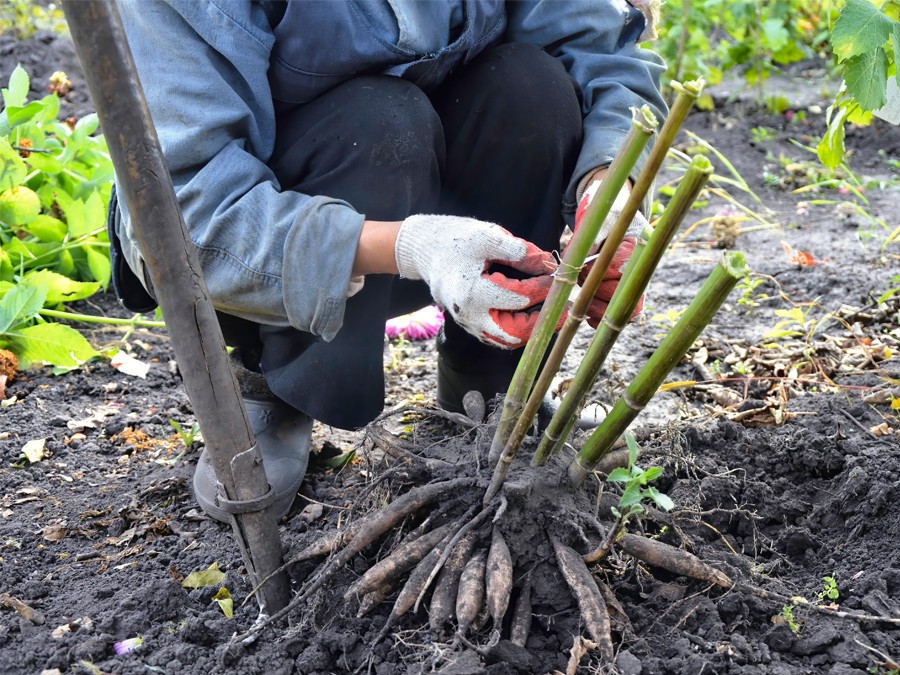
[502,241,557,276]
[586,292,644,329]
[483,306,568,349]
[483,270,554,307]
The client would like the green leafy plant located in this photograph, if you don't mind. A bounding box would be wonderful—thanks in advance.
[780,601,803,634]
[818,575,840,602]
[658,0,835,94]
[0,64,116,370]
[169,419,201,448]
[0,0,67,38]
[607,434,675,519]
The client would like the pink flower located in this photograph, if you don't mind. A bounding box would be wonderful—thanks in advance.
[385,305,444,341]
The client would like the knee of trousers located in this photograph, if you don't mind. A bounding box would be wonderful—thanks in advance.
[330,75,444,177]
[461,42,583,145]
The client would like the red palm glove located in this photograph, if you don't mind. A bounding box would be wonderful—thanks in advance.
[574,178,648,328]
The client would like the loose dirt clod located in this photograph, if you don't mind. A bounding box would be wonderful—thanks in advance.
[0,349,17,381]
[551,537,615,663]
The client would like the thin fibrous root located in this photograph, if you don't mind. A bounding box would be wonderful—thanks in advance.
[551,537,614,663]
[455,547,488,637]
[509,574,532,648]
[486,528,513,627]
[232,477,476,644]
[429,530,478,636]
[345,521,455,601]
[617,533,732,588]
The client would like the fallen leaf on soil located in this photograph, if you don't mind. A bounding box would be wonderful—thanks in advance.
[212,587,233,618]
[0,593,45,625]
[51,616,92,638]
[42,523,67,541]
[21,438,45,463]
[67,406,118,432]
[110,350,150,378]
[182,561,226,588]
[870,422,895,437]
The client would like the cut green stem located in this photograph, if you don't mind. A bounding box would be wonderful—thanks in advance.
[483,107,658,504]
[39,308,165,328]
[568,251,749,486]
[534,154,714,465]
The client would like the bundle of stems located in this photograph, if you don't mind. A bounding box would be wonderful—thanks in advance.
[483,106,658,503]
[533,154,714,465]
[485,82,705,502]
[568,250,749,486]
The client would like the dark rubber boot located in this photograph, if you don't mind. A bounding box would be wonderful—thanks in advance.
[192,355,313,523]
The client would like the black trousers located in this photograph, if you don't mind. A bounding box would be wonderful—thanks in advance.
[225,43,583,429]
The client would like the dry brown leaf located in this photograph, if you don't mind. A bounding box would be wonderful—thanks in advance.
[42,524,68,542]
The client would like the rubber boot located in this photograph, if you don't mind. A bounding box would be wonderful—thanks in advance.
[192,355,312,523]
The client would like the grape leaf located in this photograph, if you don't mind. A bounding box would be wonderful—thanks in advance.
[832,0,896,63]
[845,49,890,111]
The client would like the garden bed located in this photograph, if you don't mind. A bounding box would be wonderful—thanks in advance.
[1,32,898,675]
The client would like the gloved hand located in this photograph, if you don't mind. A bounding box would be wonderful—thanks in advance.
[395,215,556,349]
[574,178,649,328]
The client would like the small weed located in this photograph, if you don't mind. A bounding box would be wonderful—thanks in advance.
[780,602,803,634]
[169,419,201,448]
[817,575,839,603]
[607,433,675,522]
[751,126,776,144]
[735,274,771,310]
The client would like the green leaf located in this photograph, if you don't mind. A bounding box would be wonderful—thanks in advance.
[2,65,30,108]
[641,466,664,483]
[25,152,64,175]
[85,245,111,287]
[182,562,226,589]
[212,587,233,619]
[3,238,58,270]
[6,322,99,370]
[0,186,41,226]
[22,269,101,305]
[625,432,639,469]
[5,101,45,128]
[606,467,633,483]
[646,487,675,511]
[0,284,46,332]
[63,191,106,239]
[844,49,890,110]
[0,249,12,283]
[831,0,896,62]
[319,449,356,470]
[818,105,848,170]
[21,215,67,242]
[0,138,28,193]
[761,19,789,51]
[620,482,643,508]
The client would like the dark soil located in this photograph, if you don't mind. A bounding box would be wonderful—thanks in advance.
[2,34,899,675]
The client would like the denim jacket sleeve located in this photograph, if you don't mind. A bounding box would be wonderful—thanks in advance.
[505,0,668,215]
[116,0,364,342]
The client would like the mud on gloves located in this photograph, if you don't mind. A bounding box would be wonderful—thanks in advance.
[395,215,557,349]
[575,179,649,328]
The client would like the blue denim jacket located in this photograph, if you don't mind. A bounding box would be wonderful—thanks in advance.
[115,0,666,341]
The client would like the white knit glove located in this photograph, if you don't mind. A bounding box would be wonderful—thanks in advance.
[395,215,557,348]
